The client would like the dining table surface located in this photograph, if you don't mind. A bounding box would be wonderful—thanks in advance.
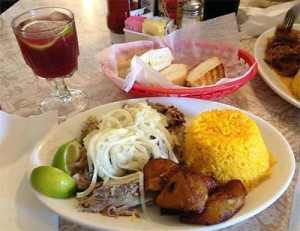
[0,0,299,231]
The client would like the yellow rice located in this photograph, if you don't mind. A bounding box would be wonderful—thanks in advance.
[183,109,275,191]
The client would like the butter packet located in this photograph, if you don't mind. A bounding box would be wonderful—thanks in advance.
[142,17,175,36]
[125,16,146,33]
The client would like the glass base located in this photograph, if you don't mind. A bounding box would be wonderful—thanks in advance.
[41,88,88,121]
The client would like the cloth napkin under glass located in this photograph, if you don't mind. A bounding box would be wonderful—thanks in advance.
[0,110,58,231]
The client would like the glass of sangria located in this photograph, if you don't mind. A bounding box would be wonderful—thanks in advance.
[11,7,88,120]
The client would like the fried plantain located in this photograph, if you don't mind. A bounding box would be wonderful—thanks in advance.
[199,174,219,194]
[180,179,246,225]
[143,158,179,191]
[156,169,208,212]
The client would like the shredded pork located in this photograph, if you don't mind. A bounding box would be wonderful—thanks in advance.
[73,102,186,216]
[264,25,300,76]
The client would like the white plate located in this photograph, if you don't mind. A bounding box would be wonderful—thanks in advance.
[27,97,295,231]
[254,24,300,108]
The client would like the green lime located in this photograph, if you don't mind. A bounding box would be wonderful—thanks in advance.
[59,25,73,37]
[52,138,82,176]
[30,166,77,199]
[21,20,66,31]
[20,20,74,51]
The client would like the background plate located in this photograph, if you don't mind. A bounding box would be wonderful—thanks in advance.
[27,97,295,231]
[254,24,300,108]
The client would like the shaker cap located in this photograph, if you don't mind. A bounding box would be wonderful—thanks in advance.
[183,0,202,17]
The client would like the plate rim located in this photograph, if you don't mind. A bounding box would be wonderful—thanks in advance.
[27,97,296,231]
[254,24,300,108]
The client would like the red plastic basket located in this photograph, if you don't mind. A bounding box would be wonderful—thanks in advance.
[128,49,257,99]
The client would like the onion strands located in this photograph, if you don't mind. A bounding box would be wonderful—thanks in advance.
[77,102,178,207]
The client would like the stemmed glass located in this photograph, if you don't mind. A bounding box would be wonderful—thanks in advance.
[11,7,88,120]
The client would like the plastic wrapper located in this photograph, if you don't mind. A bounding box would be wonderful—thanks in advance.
[125,16,146,33]
[100,14,255,92]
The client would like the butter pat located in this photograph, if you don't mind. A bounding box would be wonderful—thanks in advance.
[138,47,174,71]
[142,18,168,36]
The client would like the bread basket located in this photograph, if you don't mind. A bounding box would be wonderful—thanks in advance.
[128,49,257,99]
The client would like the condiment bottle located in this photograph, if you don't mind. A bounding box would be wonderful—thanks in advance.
[181,0,202,28]
[106,0,131,43]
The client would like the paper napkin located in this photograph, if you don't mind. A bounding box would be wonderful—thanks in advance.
[0,110,58,231]
[238,1,300,39]
[288,166,300,231]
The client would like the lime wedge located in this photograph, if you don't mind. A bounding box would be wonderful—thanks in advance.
[21,20,66,31]
[30,166,77,199]
[19,38,57,51]
[52,138,82,176]
[20,20,74,51]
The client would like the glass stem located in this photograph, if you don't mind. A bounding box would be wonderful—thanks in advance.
[54,78,72,101]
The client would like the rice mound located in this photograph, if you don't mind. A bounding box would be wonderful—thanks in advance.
[183,109,275,191]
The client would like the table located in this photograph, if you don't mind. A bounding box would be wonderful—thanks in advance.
[0,0,299,230]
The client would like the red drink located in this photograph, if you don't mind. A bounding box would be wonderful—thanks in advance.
[13,13,79,79]
[11,8,88,120]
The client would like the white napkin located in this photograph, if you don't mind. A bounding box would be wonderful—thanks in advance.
[238,1,300,39]
[0,110,58,231]
[288,166,300,231]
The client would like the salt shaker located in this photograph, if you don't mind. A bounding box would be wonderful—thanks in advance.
[181,0,202,28]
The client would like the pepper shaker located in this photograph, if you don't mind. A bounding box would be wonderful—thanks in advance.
[181,0,202,28]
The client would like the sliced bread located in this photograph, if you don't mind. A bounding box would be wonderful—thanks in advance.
[187,57,225,87]
[160,63,188,86]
